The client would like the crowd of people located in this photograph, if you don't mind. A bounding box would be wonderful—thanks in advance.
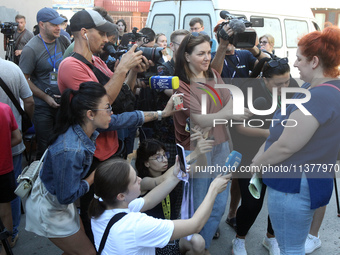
[0,5,340,255]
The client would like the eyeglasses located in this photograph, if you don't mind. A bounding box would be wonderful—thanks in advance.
[267,57,289,68]
[172,41,181,46]
[260,41,268,45]
[149,152,170,162]
[190,26,202,32]
[93,105,112,115]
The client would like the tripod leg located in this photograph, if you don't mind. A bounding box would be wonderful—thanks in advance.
[0,218,14,255]
[334,176,340,217]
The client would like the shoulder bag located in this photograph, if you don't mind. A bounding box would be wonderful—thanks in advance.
[0,77,32,133]
[14,149,48,199]
[97,212,127,255]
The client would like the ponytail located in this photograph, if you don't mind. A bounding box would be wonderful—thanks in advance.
[88,159,131,218]
[49,82,106,145]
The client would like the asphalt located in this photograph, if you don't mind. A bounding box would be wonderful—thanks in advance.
[4,170,339,255]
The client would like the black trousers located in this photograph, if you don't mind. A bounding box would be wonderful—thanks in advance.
[236,175,274,237]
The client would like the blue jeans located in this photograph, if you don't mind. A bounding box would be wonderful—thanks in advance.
[11,153,22,238]
[186,141,230,248]
[267,176,315,255]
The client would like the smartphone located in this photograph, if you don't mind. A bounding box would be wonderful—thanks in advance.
[176,143,188,173]
[173,95,184,110]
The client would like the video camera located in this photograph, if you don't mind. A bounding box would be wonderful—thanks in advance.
[0,22,18,36]
[103,27,164,64]
[216,11,263,48]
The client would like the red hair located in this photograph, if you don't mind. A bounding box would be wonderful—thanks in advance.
[298,26,340,78]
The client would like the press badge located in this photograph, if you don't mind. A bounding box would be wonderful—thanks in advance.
[49,71,58,85]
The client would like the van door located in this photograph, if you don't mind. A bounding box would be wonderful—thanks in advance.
[147,1,180,43]
[180,0,216,39]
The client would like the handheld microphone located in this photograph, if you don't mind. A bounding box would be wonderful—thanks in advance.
[223,150,242,175]
[253,97,268,110]
[149,76,179,90]
[220,10,230,19]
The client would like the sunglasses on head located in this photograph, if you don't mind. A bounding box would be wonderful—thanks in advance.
[267,57,289,68]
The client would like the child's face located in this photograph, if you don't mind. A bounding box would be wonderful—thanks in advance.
[146,150,169,175]
[124,166,142,203]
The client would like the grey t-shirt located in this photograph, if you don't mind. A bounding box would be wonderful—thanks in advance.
[0,58,33,155]
[19,35,69,107]
[13,29,34,51]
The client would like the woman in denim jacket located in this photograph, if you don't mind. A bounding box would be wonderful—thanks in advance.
[25,81,179,255]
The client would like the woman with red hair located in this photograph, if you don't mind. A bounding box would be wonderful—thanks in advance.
[250,26,340,254]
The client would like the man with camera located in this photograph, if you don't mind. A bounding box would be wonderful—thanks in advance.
[211,20,268,87]
[12,14,34,65]
[19,8,70,160]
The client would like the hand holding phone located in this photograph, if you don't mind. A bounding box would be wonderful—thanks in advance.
[176,143,188,173]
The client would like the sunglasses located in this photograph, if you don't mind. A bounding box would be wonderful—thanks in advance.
[267,57,289,68]
[92,105,112,115]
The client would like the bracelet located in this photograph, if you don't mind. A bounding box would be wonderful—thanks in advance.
[254,49,262,58]
[157,110,162,121]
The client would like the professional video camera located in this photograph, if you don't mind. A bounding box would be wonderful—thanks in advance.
[0,22,18,36]
[103,27,164,64]
[216,11,263,48]
[1,22,18,62]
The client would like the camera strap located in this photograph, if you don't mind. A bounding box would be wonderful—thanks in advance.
[71,52,110,85]
[0,77,25,116]
[14,29,26,50]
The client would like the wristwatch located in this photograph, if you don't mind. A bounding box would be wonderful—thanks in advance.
[157,110,162,121]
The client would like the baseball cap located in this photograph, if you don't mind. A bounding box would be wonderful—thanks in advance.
[70,9,116,33]
[37,7,67,25]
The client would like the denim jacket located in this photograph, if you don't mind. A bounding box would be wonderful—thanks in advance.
[40,125,99,204]
[98,110,145,132]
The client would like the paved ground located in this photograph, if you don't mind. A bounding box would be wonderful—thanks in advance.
[6,172,340,255]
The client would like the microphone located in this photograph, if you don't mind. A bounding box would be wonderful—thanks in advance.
[229,19,246,34]
[223,151,242,175]
[149,76,179,90]
[220,10,230,19]
[253,97,268,110]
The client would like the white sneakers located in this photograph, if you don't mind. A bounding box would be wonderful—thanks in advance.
[232,236,280,255]
[232,238,247,255]
[305,234,322,254]
[262,236,280,255]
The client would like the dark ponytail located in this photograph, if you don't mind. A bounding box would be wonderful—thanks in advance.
[49,81,107,145]
[88,159,131,218]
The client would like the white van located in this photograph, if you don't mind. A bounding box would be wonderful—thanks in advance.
[146,0,320,78]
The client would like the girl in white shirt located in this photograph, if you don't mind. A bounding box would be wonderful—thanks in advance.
[89,157,230,255]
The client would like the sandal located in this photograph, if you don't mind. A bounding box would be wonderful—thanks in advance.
[213,227,220,239]
[225,217,237,231]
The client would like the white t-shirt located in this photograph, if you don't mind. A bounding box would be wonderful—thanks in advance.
[91,198,174,255]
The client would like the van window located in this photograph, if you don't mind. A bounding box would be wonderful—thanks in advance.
[251,17,282,48]
[151,14,175,42]
[284,19,308,48]
[183,14,213,38]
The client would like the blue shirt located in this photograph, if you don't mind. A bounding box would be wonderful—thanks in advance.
[211,50,256,87]
[263,81,340,209]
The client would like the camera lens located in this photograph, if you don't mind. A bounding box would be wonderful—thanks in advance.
[136,46,163,63]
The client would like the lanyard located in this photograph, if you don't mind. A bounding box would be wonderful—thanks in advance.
[224,53,240,79]
[266,87,281,108]
[161,194,171,220]
[39,34,57,72]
